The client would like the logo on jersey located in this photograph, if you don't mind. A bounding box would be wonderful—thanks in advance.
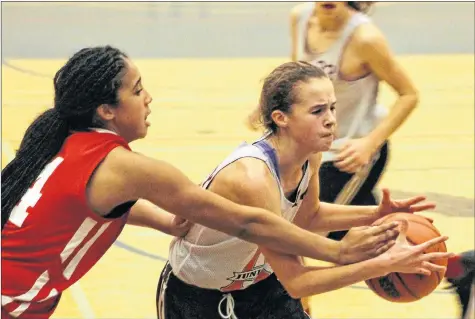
[220,249,272,292]
[226,264,267,282]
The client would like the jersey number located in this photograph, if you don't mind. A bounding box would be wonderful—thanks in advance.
[9,157,64,227]
[3,156,112,317]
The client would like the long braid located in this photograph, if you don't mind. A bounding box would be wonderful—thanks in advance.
[2,45,128,229]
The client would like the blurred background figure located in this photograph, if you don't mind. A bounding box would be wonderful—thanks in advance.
[446,251,475,319]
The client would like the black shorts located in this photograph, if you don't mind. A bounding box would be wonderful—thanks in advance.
[319,142,390,240]
[156,262,311,319]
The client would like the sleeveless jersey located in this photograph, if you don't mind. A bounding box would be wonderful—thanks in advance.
[294,3,388,162]
[2,129,131,318]
[168,138,311,291]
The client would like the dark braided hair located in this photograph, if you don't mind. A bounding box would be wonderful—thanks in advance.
[2,45,128,229]
[252,61,328,133]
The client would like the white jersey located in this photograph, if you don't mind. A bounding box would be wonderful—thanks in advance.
[168,138,311,291]
[295,3,388,162]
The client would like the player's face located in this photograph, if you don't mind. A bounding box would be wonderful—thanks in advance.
[285,77,337,153]
[315,2,348,17]
[111,59,153,142]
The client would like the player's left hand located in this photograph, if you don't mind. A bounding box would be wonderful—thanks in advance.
[333,137,375,173]
[374,188,436,222]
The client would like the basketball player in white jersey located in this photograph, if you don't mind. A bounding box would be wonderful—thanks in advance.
[157,62,451,319]
[282,3,421,313]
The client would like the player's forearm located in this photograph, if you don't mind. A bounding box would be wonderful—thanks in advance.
[366,93,418,150]
[127,200,176,235]
[285,258,386,298]
[244,213,342,263]
[173,185,342,262]
[309,202,379,232]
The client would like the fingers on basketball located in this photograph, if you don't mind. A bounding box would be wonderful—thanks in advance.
[370,221,399,235]
[416,235,449,253]
[412,237,452,274]
[416,267,432,276]
[420,260,446,272]
[377,228,399,245]
[381,188,391,201]
[409,203,437,213]
[420,251,455,262]
[374,240,396,256]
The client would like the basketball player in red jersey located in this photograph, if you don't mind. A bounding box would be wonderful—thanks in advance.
[2,46,402,319]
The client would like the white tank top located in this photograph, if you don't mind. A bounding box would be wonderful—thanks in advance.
[168,138,311,291]
[295,3,388,162]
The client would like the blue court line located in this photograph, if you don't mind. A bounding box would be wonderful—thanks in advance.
[114,240,168,262]
[2,58,52,78]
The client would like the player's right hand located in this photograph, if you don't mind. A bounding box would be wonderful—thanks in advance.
[338,221,400,265]
[376,219,453,275]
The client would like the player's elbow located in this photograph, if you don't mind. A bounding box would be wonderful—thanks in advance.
[408,91,419,108]
[286,285,304,299]
[276,269,314,299]
[279,269,332,299]
[400,89,419,111]
[282,279,310,299]
[286,280,331,299]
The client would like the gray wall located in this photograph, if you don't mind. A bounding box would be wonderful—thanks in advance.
[2,2,474,59]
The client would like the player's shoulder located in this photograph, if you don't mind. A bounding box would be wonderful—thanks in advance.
[353,20,386,47]
[213,157,278,200]
[62,130,129,160]
[60,131,131,188]
[62,131,125,158]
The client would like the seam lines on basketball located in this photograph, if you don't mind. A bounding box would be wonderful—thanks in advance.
[393,272,419,299]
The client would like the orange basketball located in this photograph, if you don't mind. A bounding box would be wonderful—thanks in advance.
[365,213,448,303]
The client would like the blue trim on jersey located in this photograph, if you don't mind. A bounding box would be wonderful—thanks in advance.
[253,139,281,182]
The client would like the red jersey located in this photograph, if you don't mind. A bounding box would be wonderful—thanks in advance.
[2,129,131,318]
